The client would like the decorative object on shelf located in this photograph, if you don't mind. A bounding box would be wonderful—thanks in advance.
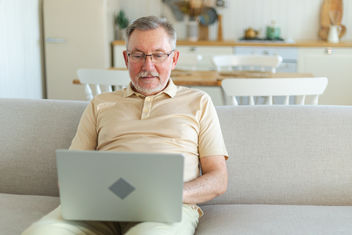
[164,0,220,41]
[266,20,281,40]
[115,10,129,40]
[328,25,342,43]
[319,0,346,41]
[186,19,199,41]
[198,7,218,25]
[216,14,223,41]
[239,25,284,42]
[244,27,259,39]
[175,0,203,17]
[215,0,227,41]
[173,0,203,41]
[198,6,218,40]
[327,10,345,43]
[162,0,185,21]
[215,0,226,8]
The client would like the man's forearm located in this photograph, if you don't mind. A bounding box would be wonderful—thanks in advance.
[183,164,227,204]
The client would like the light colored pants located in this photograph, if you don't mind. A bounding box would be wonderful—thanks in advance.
[22,204,201,235]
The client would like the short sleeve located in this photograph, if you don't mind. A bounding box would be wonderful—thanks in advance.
[69,101,98,150]
[198,94,228,159]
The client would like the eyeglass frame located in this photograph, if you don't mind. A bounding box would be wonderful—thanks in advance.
[126,50,175,64]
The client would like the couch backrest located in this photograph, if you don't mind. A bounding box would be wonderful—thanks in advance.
[206,105,352,206]
[0,98,88,196]
[1,99,352,206]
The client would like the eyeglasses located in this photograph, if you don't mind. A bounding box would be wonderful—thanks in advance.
[127,50,175,64]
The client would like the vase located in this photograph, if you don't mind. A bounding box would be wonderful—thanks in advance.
[115,26,127,41]
[186,20,199,41]
[328,25,341,43]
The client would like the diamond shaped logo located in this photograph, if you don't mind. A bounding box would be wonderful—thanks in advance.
[109,178,135,200]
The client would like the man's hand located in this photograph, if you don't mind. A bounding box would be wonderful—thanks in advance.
[183,155,228,204]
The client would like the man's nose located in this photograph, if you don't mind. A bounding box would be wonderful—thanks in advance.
[142,55,156,70]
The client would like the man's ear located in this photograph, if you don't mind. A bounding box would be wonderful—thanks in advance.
[123,50,129,68]
[171,50,180,70]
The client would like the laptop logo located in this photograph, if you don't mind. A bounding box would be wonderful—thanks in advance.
[109,178,135,200]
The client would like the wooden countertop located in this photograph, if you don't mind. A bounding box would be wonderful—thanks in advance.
[112,40,352,48]
[73,69,314,87]
[170,70,314,86]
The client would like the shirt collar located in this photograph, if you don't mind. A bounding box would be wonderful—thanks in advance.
[124,78,177,98]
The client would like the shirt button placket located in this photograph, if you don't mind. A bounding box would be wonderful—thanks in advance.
[142,96,152,119]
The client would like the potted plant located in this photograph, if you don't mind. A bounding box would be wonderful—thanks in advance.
[115,10,129,40]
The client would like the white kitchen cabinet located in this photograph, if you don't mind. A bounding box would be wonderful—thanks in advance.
[298,48,352,105]
[176,46,234,70]
[235,46,298,73]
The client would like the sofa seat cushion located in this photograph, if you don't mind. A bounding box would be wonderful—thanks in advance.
[196,204,352,235]
[0,193,59,235]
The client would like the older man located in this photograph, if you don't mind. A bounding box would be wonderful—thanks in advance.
[22,16,228,235]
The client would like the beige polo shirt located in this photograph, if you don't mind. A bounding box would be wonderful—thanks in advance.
[70,79,228,182]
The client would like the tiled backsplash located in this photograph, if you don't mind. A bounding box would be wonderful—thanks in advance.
[120,0,352,41]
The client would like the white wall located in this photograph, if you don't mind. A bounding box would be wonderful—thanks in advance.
[105,0,120,65]
[213,0,352,41]
[0,0,44,99]
[119,0,352,42]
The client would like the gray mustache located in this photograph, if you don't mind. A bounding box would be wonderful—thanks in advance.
[138,71,160,78]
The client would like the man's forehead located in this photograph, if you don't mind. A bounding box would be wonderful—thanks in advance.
[131,48,167,53]
[127,28,172,51]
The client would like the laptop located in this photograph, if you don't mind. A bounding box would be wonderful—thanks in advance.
[56,149,184,222]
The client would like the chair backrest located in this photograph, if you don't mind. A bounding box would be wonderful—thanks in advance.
[213,54,283,73]
[77,69,131,100]
[221,77,328,105]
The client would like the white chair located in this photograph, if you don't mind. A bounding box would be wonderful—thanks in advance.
[213,54,283,73]
[77,69,131,100]
[221,77,328,105]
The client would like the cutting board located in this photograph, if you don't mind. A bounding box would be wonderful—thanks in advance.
[319,0,346,40]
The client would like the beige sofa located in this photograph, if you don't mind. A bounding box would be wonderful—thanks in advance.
[1,98,352,235]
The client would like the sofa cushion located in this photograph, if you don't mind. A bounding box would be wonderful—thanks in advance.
[205,105,352,206]
[0,99,88,196]
[0,193,59,235]
[196,204,352,235]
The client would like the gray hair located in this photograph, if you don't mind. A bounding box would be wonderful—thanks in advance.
[125,16,177,50]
